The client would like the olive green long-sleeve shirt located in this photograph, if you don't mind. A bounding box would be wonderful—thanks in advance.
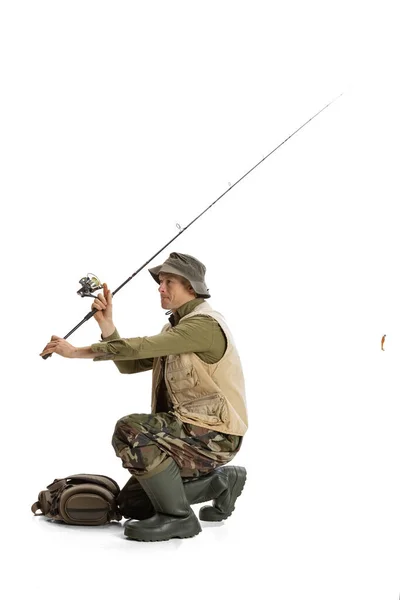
[91,298,227,374]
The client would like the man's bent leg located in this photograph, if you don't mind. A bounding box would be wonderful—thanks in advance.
[112,412,241,477]
[113,412,246,524]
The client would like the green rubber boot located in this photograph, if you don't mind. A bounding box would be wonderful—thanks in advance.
[199,466,247,522]
[124,458,202,542]
[118,465,247,522]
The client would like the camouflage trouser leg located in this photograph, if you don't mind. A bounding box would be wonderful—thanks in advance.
[112,412,242,479]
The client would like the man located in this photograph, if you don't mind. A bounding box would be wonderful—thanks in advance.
[40,252,248,542]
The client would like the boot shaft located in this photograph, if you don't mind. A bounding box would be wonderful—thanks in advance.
[137,457,190,517]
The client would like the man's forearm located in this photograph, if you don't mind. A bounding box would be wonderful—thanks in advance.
[73,346,105,359]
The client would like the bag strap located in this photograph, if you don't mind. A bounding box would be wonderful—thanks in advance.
[31,501,42,514]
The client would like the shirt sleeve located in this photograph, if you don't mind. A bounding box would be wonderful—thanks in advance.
[91,315,221,362]
[93,328,154,373]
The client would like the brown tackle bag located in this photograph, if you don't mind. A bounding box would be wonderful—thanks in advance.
[31,474,122,525]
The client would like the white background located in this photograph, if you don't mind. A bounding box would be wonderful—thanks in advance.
[1,1,400,599]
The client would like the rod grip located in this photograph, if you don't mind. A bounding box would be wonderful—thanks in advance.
[42,353,52,360]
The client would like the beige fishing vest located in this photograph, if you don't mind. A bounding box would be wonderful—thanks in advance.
[150,302,248,436]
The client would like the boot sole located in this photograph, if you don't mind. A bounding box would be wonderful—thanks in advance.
[125,529,201,542]
[199,466,247,522]
[124,516,202,542]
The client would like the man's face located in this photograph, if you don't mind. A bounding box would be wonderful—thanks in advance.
[158,273,195,311]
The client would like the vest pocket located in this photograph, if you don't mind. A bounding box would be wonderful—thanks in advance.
[167,367,199,392]
[179,393,228,426]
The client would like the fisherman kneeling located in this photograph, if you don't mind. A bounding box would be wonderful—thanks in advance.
[40,252,248,542]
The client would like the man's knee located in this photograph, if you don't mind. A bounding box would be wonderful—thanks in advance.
[112,413,155,451]
[113,413,144,434]
[112,414,139,448]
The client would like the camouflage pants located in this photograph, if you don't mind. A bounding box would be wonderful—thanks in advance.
[112,412,242,478]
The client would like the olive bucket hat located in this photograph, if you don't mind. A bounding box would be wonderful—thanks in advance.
[148,252,211,298]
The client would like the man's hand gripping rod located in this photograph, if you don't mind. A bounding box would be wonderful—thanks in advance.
[42,93,342,359]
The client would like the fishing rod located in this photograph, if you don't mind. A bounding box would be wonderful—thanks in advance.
[42,93,342,359]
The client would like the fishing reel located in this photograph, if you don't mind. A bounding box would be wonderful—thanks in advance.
[76,273,103,298]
